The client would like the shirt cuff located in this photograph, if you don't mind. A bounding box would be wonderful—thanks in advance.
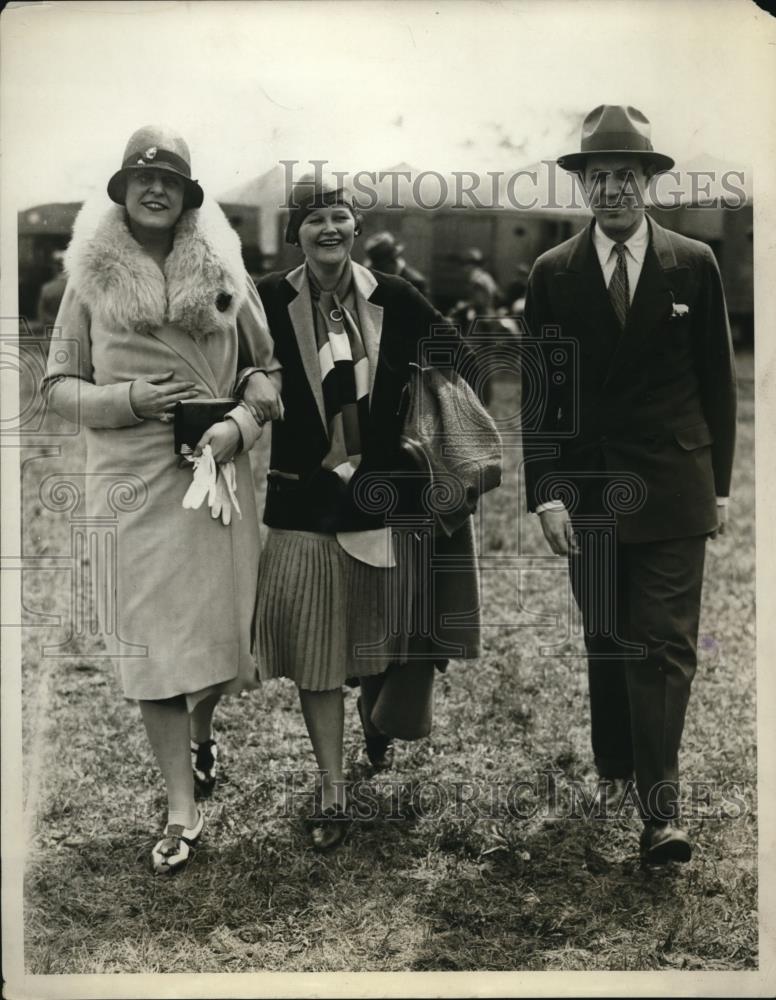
[716,497,729,507]
[535,500,566,514]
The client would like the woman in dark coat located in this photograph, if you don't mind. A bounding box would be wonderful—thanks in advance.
[249,174,482,849]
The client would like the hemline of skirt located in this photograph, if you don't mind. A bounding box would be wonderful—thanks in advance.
[256,527,399,692]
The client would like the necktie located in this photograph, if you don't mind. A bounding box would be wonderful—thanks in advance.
[608,243,630,329]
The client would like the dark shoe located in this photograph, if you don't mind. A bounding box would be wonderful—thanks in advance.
[191,738,217,799]
[310,802,350,851]
[640,822,692,864]
[356,696,394,771]
[151,808,204,875]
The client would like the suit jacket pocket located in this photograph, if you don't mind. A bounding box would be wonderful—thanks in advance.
[673,422,713,450]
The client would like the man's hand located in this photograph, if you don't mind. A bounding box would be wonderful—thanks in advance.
[130,371,198,420]
[195,419,241,464]
[708,503,728,540]
[538,507,579,556]
[242,371,284,425]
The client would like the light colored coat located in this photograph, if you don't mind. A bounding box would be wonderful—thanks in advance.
[44,196,279,705]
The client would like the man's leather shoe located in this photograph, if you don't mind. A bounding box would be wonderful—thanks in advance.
[639,822,692,864]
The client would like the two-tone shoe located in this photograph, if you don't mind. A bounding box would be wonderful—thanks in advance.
[151,808,205,875]
[191,738,218,799]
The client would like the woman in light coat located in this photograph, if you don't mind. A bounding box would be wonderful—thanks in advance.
[44,126,282,873]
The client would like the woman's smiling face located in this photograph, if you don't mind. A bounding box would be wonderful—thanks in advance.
[124,168,185,232]
[297,203,356,269]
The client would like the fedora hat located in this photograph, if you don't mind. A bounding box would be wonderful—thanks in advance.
[557,105,674,174]
[365,230,403,260]
[107,125,204,209]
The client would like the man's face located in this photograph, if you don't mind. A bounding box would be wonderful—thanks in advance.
[583,155,650,241]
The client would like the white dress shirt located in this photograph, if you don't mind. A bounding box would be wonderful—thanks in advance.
[535,216,728,514]
[592,215,649,299]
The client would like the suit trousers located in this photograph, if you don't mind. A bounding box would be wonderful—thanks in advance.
[568,529,706,824]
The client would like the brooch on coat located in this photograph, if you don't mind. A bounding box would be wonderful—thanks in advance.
[669,292,690,318]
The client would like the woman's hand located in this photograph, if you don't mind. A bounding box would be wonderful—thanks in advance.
[242,371,284,425]
[130,371,198,420]
[195,419,241,463]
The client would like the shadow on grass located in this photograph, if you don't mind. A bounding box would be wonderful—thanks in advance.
[25,783,756,973]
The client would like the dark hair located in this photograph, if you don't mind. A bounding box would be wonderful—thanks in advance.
[285,190,363,246]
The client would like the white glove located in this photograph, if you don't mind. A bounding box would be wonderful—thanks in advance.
[182,447,241,526]
[219,461,241,519]
[182,446,217,510]
[210,470,233,525]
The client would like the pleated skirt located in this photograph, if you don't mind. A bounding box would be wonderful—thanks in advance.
[256,528,398,691]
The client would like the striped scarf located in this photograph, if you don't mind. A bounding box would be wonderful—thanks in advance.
[308,261,370,483]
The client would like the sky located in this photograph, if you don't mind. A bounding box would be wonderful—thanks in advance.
[1,0,773,210]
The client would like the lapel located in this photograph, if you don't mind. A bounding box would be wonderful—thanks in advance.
[285,263,327,433]
[556,222,622,352]
[149,325,220,397]
[351,261,384,401]
[602,217,689,386]
[284,260,386,432]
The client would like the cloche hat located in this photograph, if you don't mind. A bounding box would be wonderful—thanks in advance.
[284,171,362,245]
[557,105,674,175]
[107,125,204,209]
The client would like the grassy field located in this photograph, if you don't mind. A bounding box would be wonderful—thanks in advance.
[18,352,756,973]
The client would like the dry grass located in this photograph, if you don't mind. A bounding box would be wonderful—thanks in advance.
[19,352,756,973]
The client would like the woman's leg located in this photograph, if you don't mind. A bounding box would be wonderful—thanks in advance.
[190,692,221,743]
[139,696,198,827]
[298,688,345,811]
[358,673,387,737]
[189,691,220,798]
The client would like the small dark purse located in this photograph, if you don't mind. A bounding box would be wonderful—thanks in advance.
[173,399,235,454]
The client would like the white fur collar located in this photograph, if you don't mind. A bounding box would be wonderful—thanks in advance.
[65,196,247,341]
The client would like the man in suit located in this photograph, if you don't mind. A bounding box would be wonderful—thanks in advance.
[520,105,737,863]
